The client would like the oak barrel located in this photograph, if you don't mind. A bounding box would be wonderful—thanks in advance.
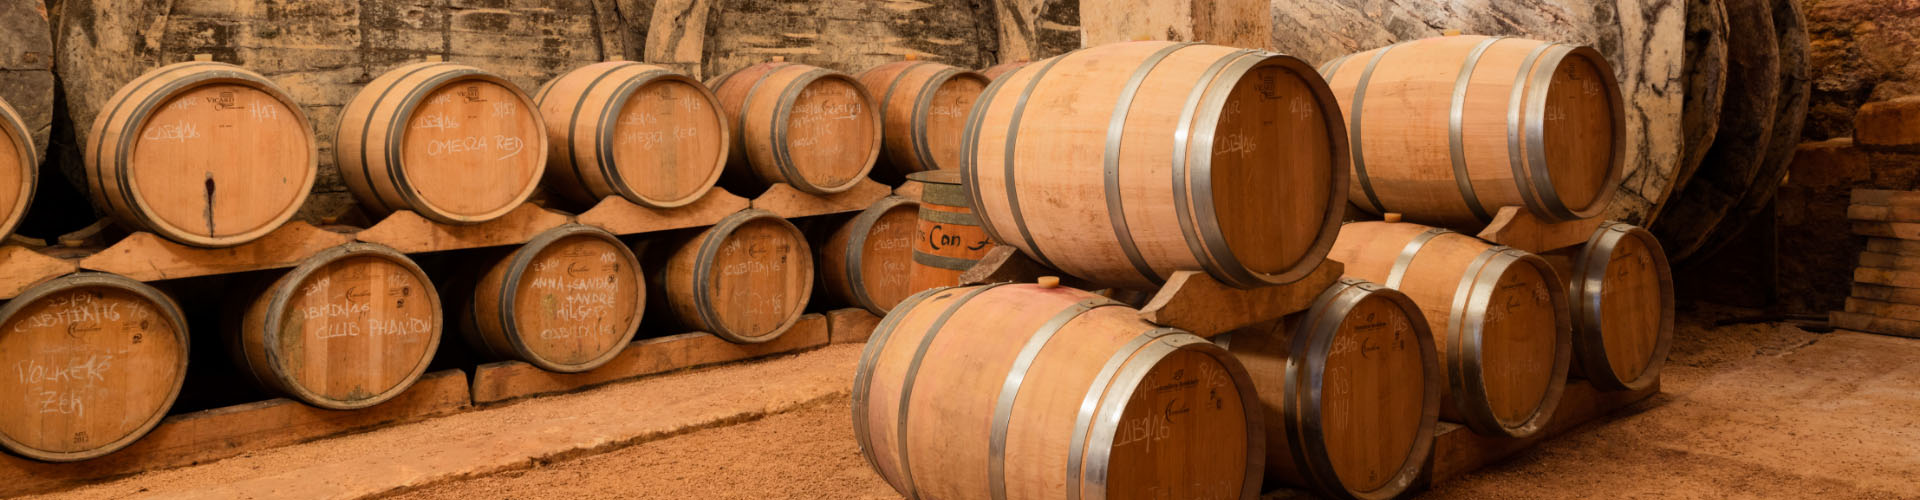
[461,224,644,373]
[646,209,813,343]
[967,41,1349,289]
[232,243,441,410]
[1320,35,1625,228]
[854,283,1262,499]
[1331,221,1571,438]
[85,61,317,247]
[336,61,547,224]
[534,62,728,208]
[707,62,881,194]
[1539,222,1672,391]
[1223,278,1438,499]
[0,97,34,241]
[856,61,988,174]
[908,170,993,293]
[816,196,918,316]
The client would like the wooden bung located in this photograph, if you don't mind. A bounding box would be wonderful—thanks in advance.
[814,195,918,316]
[854,283,1262,499]
[907,170,994,293]
[1321,35,1625,229]
[706,61,881,195]
[84,61,318,247]
[336,61,548,224]
[967,41,1348,289]
[231,243,442,410]
[855,61,989,175]
[1538,221,1673,391]
[0,97,34,242]
[1331,220,1572,438]
[533,62,729,209]
[646,209,813,343]
[0,273,188,462]
[461,224,644,373]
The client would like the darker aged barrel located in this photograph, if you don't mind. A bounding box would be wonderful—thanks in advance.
[461,224,645,373]
[707,62,881,195]
[856,61,988,175]
[534,61,729,208]
[646,209,813,343]
[1539,222,1673,391]
[816,196,918,316]
[908,170,993,293]
[0,97,33,242]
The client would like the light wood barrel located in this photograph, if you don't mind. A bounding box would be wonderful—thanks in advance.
[1320,36,1625,228]
[707,62,881,194]
[856,61,988,174]
[0,97,34,242]
[648,209,813,343]
[462,224,644,373]
[233,243,441,410]
[1540,222,1672,391]
[336,61,547,224]
[853,283,1262,499]
[1331,221,1571,438]
[908,170,993,293]
[979,60,1030,81]
[1224,278,1438,500]
[817,196,918,315]
[0,273,188,462]
[533,62,728,208]
[967,41,1349,289]
[84,61,316,247]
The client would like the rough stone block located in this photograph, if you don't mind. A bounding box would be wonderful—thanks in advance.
[1856,96,1920,151]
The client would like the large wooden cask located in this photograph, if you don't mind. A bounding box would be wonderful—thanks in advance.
[707,62,881,195]
[907,170,994,293]
[1331,221,1571,438]
[336,62,547,224]
[534,62,729,208]
[0,97,34,241]
[967,41,1348,289]
[816,196,918,316]
[647,209,813,343]
[854,283,1262,499]
[1320,36,1625,229]
[85,61,317,247]
[1539,222,1672,391]
[856,61,989,175]
[232,243,441,410]
[461,224,644,373]
[1223,278,1438,499]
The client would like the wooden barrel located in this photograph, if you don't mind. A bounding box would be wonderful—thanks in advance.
[1330,221,1571,438]
[853,283,1262,499]
[855,61,989,174]
[1539,222,1673,391]
[336,61,547,224]
[461,224,644,373]
[648,209,813,343]
[0,97,34,241]
[232,243,441,410]
[908,170,993,293]
[0,273,188,462]
[979,60,1029,81]
[84,61,317,247]
[816,196,918,315]
[1320,36,1625,228]
[1223,278,1438,499]
[967,41,1348,289]
[533,61,729,208]
[706,62,881,194]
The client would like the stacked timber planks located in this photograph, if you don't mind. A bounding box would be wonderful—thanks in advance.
[1834,189,1920,337]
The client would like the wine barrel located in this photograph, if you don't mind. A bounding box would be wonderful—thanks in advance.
[461,224,644,373]
[967,41,1348,289]
[853,282,1262,499]
[0,273,188,462]
[336,61,547,224]
[1674,0,1728,200]
[1320,36,1625,229]
[707,62,881,195]
[1223,278,1438,500]
[908,170,993,293]
[232,243,442,410]
[647,209,813,343]
[816,196,918,315]
[85,61,317,247]
[1650,0,1779,259]
[1539,222,1673,391]
[0,96,35,241]
[533,61,728,208]
[856,61,989,175]
[1331,221,1571,438]
[979,60,1029,81]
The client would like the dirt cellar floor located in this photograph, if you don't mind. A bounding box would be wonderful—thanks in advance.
[35,304,1920,499]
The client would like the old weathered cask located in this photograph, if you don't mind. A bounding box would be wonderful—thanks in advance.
[1321,36,1625,229]
[232,243,441,410]
[1331,221,1571,438]
[816,196,918,315]
[0,273,188,462]
[647,209,813,343]
[534,62,728,208]
[854,283,1262,499]
[85,61,316,247]
[461,224,644,373]
[336,62,547,224]
[1540,222,1672,391]
[856,61,988,175]
[1224,278,1438,499]
[707,62,881,194]
[0,97,34,241]
[968,41,1348,289]
[979,61,1030,81]
[908,171,993,293]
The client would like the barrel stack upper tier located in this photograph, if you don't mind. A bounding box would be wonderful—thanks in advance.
[707,62,882,195]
